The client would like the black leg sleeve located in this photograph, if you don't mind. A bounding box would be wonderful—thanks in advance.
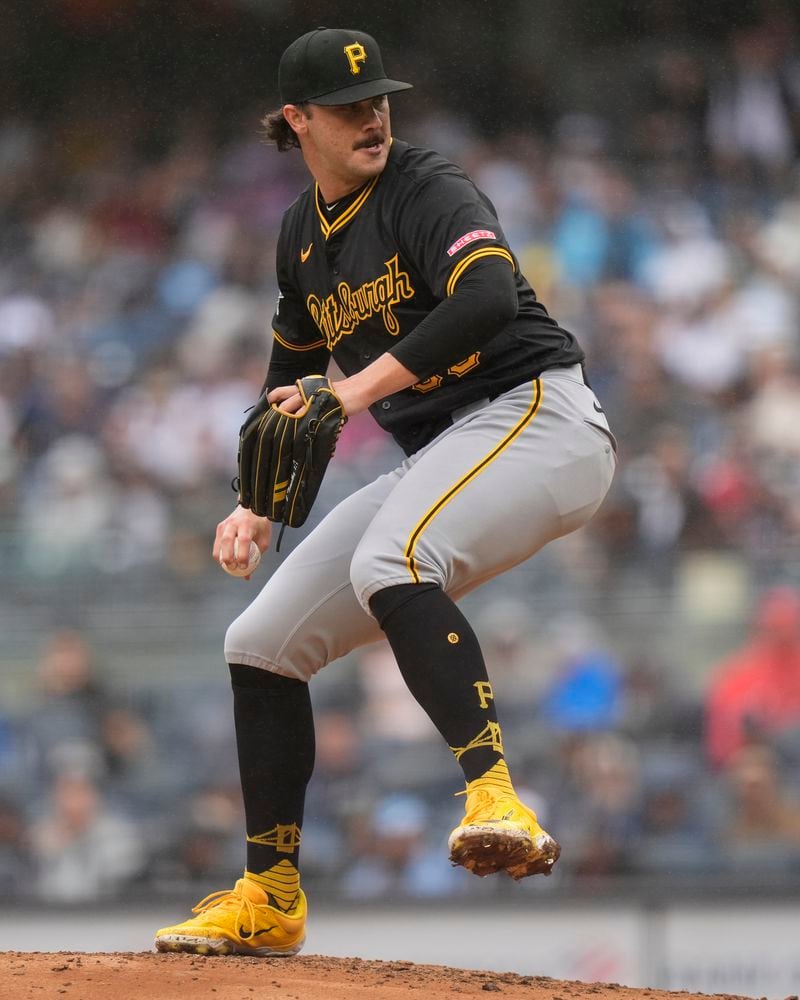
[370,584,504,783]
[229,663,315,875]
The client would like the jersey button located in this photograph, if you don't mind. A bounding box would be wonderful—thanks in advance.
[362,351,372,361]
[381,400,391,410]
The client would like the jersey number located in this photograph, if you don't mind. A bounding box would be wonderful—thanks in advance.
[413,352,481,393]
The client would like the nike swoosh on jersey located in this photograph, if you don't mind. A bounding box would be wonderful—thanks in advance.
[593,401,605,414]
[300,243,313,263]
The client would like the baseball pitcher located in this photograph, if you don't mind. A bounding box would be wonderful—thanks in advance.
[155,27,617,957]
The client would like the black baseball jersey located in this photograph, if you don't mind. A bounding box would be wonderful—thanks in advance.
[271,138,584,455]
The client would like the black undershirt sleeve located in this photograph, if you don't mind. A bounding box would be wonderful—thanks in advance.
[262,339,331,395]
[388,256,518,380]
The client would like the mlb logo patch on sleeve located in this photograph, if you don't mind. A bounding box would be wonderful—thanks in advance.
[447,230,497,257]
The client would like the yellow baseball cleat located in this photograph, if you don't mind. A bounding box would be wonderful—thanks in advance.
[448,786,561,880]
[154,877,306,957]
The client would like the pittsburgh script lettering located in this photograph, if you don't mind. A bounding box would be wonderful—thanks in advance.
[306,254,415,347]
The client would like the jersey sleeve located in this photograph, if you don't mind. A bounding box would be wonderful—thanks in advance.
[388,256,518,380]
[395,170,516,301]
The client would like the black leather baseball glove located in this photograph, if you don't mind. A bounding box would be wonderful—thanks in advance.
[236,375,347,531]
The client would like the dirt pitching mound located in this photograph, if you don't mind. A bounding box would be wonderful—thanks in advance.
[0,951,755,1000]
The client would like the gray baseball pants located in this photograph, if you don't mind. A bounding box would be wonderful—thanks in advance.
[224,365,617,681]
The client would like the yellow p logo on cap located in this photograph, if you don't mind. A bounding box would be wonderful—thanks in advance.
[344,42,367,75]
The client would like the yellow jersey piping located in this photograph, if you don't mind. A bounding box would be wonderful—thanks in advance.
[314,174,380,241]
[446,247,515,297]
[273,329,327,352]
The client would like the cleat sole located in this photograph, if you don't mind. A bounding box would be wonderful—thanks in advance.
[449,826,561,880]
[154,933,304,958]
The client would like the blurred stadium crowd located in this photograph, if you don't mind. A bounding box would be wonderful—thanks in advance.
[1,4,800,904]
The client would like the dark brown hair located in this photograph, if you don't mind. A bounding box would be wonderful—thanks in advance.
[261,104,311,151]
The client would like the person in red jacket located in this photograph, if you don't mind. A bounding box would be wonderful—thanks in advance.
[706,586,800,768]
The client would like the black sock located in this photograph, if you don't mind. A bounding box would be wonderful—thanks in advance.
[370,584,504,783]
[229,663,314,884]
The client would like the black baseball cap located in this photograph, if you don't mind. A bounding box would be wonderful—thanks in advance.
[279,27,413,106]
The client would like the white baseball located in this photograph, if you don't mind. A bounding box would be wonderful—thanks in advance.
[219,538,261,578]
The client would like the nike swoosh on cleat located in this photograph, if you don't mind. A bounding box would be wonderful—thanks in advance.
[239,924,278,937]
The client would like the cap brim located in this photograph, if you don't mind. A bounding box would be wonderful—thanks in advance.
[306,78,412,106]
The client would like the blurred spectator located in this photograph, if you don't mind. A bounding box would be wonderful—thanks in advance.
[648,250,750,395]
[550,162,659,289]
[0,293,54,353]
[634,746,718,874]
[706,21,800,199]
[150,784,244,887]
[756,188,800,286]
[356,644,438,746]
[0,705,28,795]
[619,424,725,566]
[17,356,104,460]
[25,629,110,783]
[540,618,624,732]
[620,654,701,742]
[474,596,543,708]
[20,435,117,576]
[632,48,709,185]
[470,137,542,250]
[104,357,212,492]
[29,770,145,902]
[341,792,463,900]
[99,706,167,816]
[705,586,800,768]
[741,345,800,502]
[553,732,642,879]
[718,745,800,871]
[302,707,370,881]
[0,796,31,896]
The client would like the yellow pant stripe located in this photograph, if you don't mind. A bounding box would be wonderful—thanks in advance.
[404,378,543,584]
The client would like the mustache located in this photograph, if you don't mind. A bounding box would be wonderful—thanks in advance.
[353,131,385,150]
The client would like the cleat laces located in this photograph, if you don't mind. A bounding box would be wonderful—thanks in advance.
[191,887,259,941]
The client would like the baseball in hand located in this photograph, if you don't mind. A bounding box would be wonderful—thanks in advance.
[219,538,261,578]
